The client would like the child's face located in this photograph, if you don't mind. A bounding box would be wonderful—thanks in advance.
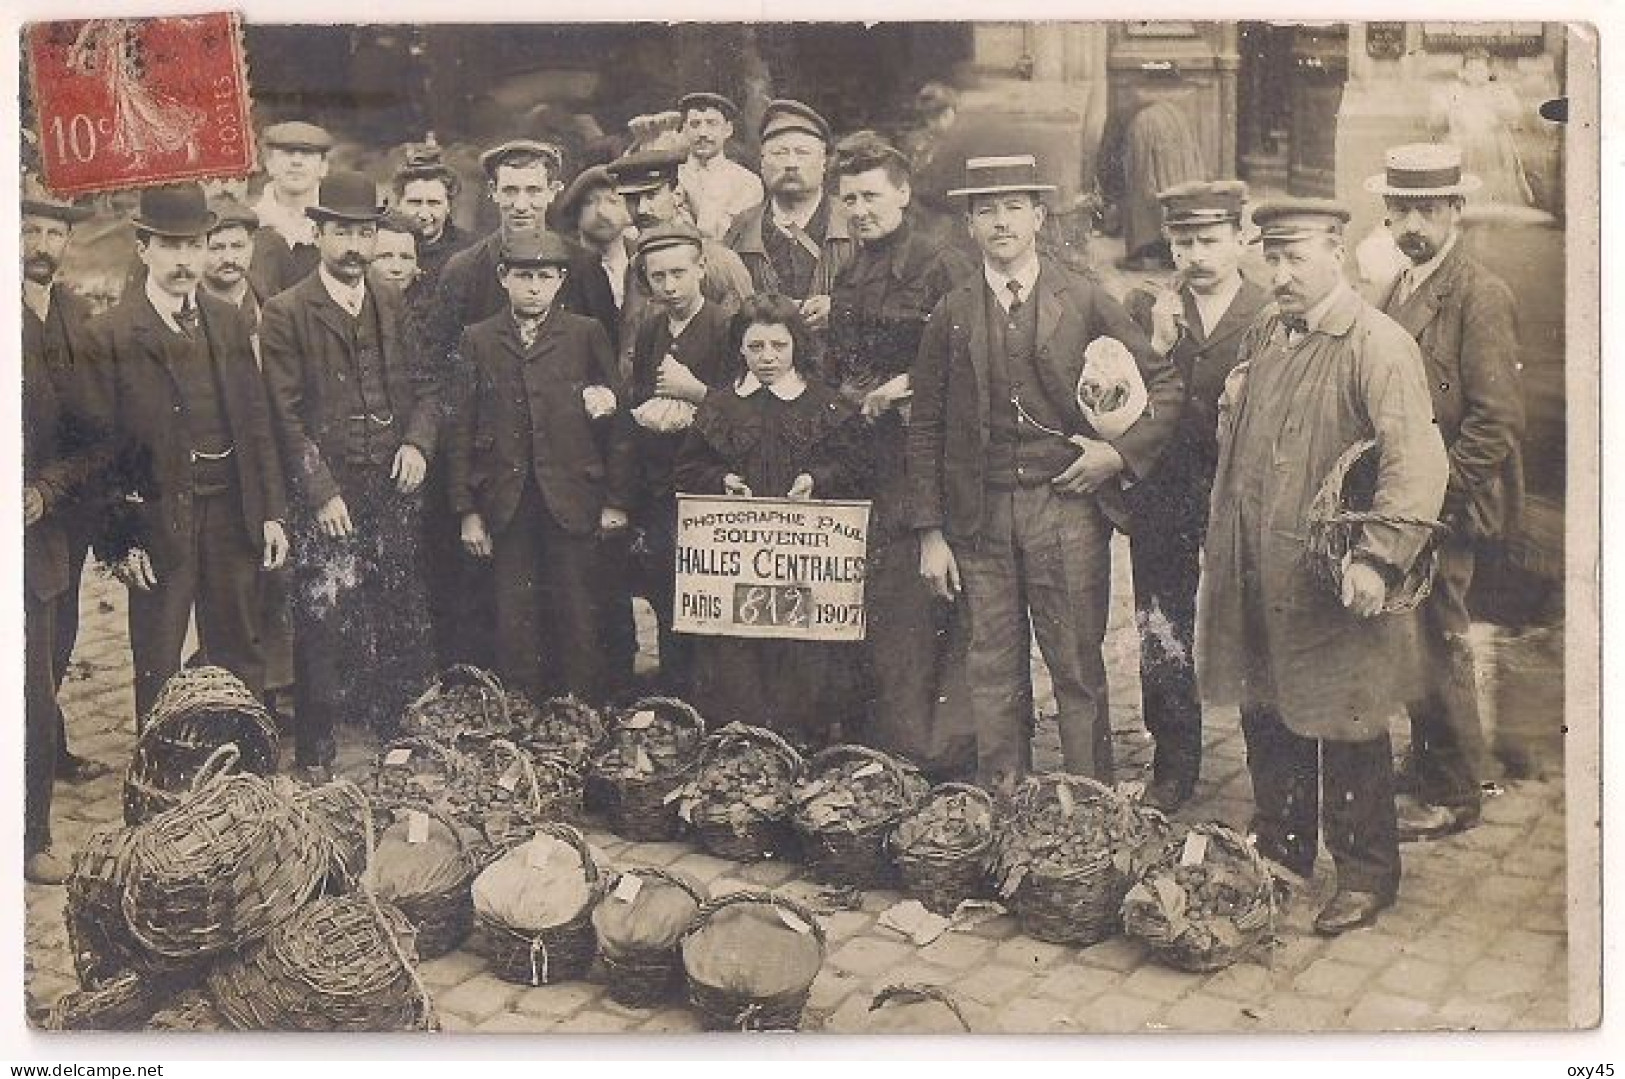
[740,322,795,385]
[371,229,420,287]
[501,264,566,317]
[643,244,704,314]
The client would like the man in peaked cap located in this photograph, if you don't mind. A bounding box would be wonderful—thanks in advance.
[248,120,334,298]
[80,183,289,728]
[447,228,634,702]
[1366,143,1524,841]
[1198,195,1448,935]
[908,154,1181,793]
[725,99,851,332]
[20,177,116,787]
[202,197,263,322]
[260,171,440,781]
[1121,179,1269,813]
[676,92,764,242]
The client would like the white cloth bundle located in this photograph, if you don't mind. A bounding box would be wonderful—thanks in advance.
[1075,336,1149,441]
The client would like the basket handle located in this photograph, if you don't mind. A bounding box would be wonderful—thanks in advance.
[686,889,827,949]
[189,743,242,793]
[490,738,545,815]
[870,984,972,1033]
[619,865,707,908]
[355,882,438,1024]
[623,696,707,740]
[712,723,805,775]
[533,822,600,885]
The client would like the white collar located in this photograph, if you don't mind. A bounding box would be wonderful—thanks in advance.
[22,279,51,321]
[252,188,317,245]
[1188,273,1244,335]
[983,255,1041,310]
[736,369,807,401]
[1402,231,1458,293]
[318,263,367,314]
[144,275,197,333]
[667,296,705,338]
[685,154,724,174]
[1298,281,1352,335]
[771,194,822,233]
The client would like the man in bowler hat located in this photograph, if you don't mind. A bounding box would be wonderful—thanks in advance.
[261,171,439,781]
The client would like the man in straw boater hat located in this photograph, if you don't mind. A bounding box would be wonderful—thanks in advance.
[20,175,116,787]
[1197,197,1448,934]
[1366,142,1525,841]
[261,171,439,783]
[907,154,1181,794]
[81,183,290,724]
[1121,179,1270,813]
[676,91,764,242]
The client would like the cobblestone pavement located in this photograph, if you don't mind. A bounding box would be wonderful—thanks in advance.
[23,540,1572,1036]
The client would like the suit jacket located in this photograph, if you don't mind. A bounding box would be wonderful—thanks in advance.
[628,299,737,509]
[248,225,320,302]
[23,283,103,530]
[1381,242,1525,541]
[726,194,854,300]
[447,307,636,537]
[261,271,440,510]
[907,257,1183,538]
[24,346,108,601]
[81,289,286,572]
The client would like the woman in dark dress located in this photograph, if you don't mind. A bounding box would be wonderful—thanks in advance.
[676,294,870,747]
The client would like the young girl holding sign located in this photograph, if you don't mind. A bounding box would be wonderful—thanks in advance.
[676,293,870,747]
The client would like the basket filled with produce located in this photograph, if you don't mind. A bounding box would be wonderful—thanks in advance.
[791,745,929,889]
[206,893,434,1032]
[123,665,280,826]
[470,824,607,987]
[989,773,1170,946]
[672,723,805,863]
[365,736,474,820]
[591,867,707,1008]
[511,694,607,772]
[458,737,582,853]
[680,890,826,1032]
[1121,822,1278,972]
[889,782,996,915]
[588,697,707,842]
[364,804,481,959]
[402,665,518,743]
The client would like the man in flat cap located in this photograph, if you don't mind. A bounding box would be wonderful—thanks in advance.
[447,229,634,701]
[1122,179,1269,812]
[825,131,975,779]
[81,183,289,725]
[261,171,439,781]
[676,92,764,243]
[1367,143,1524,841]
[1198,197,1448,934]
[248,120,334,298]
[908,155,1181,793]
[725,99,852,334]
[392,137,473,293]
[551,163,632,342]
[20,177,115,785]
[202,197,264,326]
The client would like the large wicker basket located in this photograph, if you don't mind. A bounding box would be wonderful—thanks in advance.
[365,736,474,820]
[42,970,170,1032]
[589,697,707,842]
[1121,822,1278,972]
[512,694,607,773]
[402,665,517,743]
[792,745,929,890]
[680,890,827,1032]
[1305,438,1449,615]
[123,665,279,826]
[458,736,583,853]
[294,778,375,893]
[366,803,480,959]
[206,892,435,1032]
[683,724,805,864]
[593,867,707,1009]
[471,824,607,987]
[889,782,996,915]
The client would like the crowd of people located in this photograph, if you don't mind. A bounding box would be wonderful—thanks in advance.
[22,89,1524,939]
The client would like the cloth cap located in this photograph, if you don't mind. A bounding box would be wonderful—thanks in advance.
[21,174,93,224]
[606,148,684,195]
[549,164,617,229]
[132,183,217,237]
[207,195,260,233]
[946,154,1057,199]
[498,228,574,268]
[635,220,704,261]
[479,139,565,182]
[1249,197,1352,245]
[305,171,387,223]
[678,92,740,122]
[1158,179,1248,228]
[1364,142,1483,199]
[377,210,422,238]
[262,121,334,153]
[760,99,832,145]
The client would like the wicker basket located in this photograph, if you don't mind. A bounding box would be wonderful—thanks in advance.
[992,773,1171,947]
[890,783,996,915]
[459,736,583,851]
[206,892,435,1032]
[593,867,707,1009]
[682,724,805,864]
[366,803,480,959]
[295,778,375,893]
[589,697,706,842]
[403,665,517,742]
[365,736,474,820]
[1121,822,1278,972]
[513,694,607,772]
[147,990,230,1032]
[680,890,827,1032]
[471,823,607,987]
[65,826,150,988]
[120,755,328,962]
[123,665,280,826]
[43,970,170,1031]
[864,984,975,1033]
[1305,438,1449,615]
[792,745,929,890]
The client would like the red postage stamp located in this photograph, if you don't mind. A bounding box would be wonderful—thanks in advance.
[25,13,254,196]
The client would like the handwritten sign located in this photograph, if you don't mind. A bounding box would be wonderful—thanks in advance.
[673,495,871,642]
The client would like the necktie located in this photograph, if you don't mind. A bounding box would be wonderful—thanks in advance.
[517,318,539,350]
[176,295,199,338]
[1282,314,1309,343]
[1006,278,1024,314]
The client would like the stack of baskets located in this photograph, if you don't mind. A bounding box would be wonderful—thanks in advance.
[889,782,995,915]
[673,723,805,863]
[588,698,706,842]
[791,745,929,889]
[1121,822,1278,972]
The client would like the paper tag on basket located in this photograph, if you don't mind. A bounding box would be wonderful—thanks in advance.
[613,874,644,903]
[1056,783,1076,819]
[634,746,654,775]
[1181,832,1209,867]
[498,762,523,791]
[527,841,554,871]
[407,810,429,844]
[385,748,413,767]
[663,785,686,804]
[623,709,657,730]
[777,907,812,935]
[852,762,884,779]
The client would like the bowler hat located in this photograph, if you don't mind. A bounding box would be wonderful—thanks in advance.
[207,195,260,233]
[498,228,574,268]
[1249,197,1352,245]
[132,184,217,237]
[635,221,704,261]
[760,99,832,145]
[479,139,565,182]
[549,164,617,229]
[305,171,386,224]
[1158,179,1247,229]
[1364,142,1483,199]
[946,155,1057,200]
[607,148,683,195]
[21,174,93,225]
[678,92,739,122]
[262,120,334,153]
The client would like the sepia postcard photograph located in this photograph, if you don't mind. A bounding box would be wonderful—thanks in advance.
[4,6,1601,1048]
